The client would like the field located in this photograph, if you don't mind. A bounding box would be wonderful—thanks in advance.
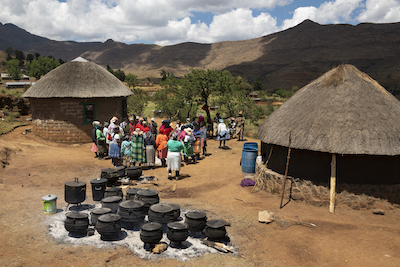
[0,122,399,267]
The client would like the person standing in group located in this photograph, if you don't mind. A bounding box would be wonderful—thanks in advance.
[156,128,169,167]
[228,117,236,139]
[197,113,204,124]
[96,123,107,160]
[159,119,173,137]
[91,121,100,158]
[140,120,150,133]
[212,113,221,138]
[236,112,245,141]
[109,127,121,167]
[166,132,185,180]
[199,121,208,156]
[183,127,196,164]
[149,118,158,139]
[175,119,182,133]
[130,128,145,166]
[103,121,109,153]
[144,131,157,169]
[120,136,132,167]
[217,118,230,148]
[129,116,137,137]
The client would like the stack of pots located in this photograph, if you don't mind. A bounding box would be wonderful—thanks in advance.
[140,222,163,247]
[117,200,146,230]
[136,189,159,213]
[90,207,111,226]
[148,203,175,224]
[101,196,122,213]
[104,187,123,198]
[95,214,122,241]
[64,211,89,237]
[90,178,107,201]
[101,168,119,186]
[64,178,86,205]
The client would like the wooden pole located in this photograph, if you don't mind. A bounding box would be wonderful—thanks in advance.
[329,154,337,213]
[279,130,292,209]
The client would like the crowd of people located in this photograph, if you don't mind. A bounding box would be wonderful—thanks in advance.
[90,112,244,180]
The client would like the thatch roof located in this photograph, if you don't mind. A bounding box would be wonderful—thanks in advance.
[22,57,133,98]
[258,64,400,156]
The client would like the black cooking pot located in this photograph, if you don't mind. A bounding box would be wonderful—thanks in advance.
[90,207,111,226]
[203,219,227,241]
[166,222,189,244]
[104,186,123,198]
[101,196,122,213]
[185,211,207,232]
[168,203,181,221]
[126,166,142,180]
[90,178,107,201]
[101,168,119,186]
[148,203,175,224]
[64,178,86,204]
[114,166,126,177]
[136,189,159,213]
[96,214,122,241]
[140,222,163,245]
[126,188,142,200]
[64,211,89,237]
[117,200,146,230]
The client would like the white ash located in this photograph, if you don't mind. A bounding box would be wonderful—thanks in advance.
[46,204,234,260]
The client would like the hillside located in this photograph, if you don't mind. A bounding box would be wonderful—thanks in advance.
[1,20,400,92]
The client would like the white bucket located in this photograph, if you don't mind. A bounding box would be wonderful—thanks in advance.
[42,194,57,215]
[256,155,262,162]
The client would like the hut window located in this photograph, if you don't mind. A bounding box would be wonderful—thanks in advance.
[81,102,97,124]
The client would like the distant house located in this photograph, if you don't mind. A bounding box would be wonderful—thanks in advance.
[249,91,258,98]
[6,82,34,89]
[140,81,154,87]
[1,73,29,81]
[22,57,133,143]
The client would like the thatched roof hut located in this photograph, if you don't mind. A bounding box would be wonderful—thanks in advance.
[258,64,400,185]
[22,57,133,143]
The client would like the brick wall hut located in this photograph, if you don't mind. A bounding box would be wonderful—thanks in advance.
[22,57,133,143]
[257,64,400,203]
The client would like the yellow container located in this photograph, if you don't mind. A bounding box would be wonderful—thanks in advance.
[42,194,57,215]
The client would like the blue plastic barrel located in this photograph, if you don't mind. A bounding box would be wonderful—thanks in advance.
[243,142,258,150]
[241,147,258,173]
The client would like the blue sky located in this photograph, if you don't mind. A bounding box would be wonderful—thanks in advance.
[1,0,399,46]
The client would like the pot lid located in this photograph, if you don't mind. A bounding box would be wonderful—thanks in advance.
[90,178,107,184]
[150,203,173,213]
[114,166,125,171]
[101,168,118,173]
[137,189,158,197]
[185,211,207,220]
[66,211,88,219]
[64,178,86,187]
[119,200,145,209]
[206,219,226,228]
[141,222,162,231]
[42,194,57,201]
[168,203,180,211]
[167,222,188,230]
[126,188,142,194]
[98,213,121,222]
[105,187,122,192]
[126,166,142,171]
[91,208,112,215]
[101,196,122,203]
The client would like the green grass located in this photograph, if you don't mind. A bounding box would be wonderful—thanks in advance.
[0,87,26,98]
[0,118,30,135]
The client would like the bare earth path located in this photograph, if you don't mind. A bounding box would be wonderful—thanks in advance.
[0,126,399,267]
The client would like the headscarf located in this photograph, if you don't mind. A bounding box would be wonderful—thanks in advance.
[171,132,178,140]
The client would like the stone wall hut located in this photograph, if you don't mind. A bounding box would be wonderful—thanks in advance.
[258,64,400,201]
[22,57,133,143]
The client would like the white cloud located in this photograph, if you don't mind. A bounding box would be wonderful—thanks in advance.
[281,0,363,29]
[357,0,400,23]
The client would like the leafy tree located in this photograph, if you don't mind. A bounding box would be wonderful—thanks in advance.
[14,50,25,62]
[114,69,126,81]
[34,53,40,60]
[6,59,23,80]
[26,54,34,63]
[59,58,65,64]
[26,56,61,80]
[125,73,141,88]
[127,88,149,116]
[5,47,13,60]
[160,69,174,81]
[252,78,263,91]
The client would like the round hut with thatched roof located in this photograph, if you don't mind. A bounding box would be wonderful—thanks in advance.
[258,64,400,204]
[22,57,133,143]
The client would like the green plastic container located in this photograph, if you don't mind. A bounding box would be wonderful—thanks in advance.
[42,194,57,215]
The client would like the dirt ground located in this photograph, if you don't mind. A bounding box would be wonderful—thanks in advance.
[0,125,399,267]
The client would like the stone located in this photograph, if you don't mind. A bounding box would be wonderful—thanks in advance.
[372,209,385,215]
[291,192,304,201]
